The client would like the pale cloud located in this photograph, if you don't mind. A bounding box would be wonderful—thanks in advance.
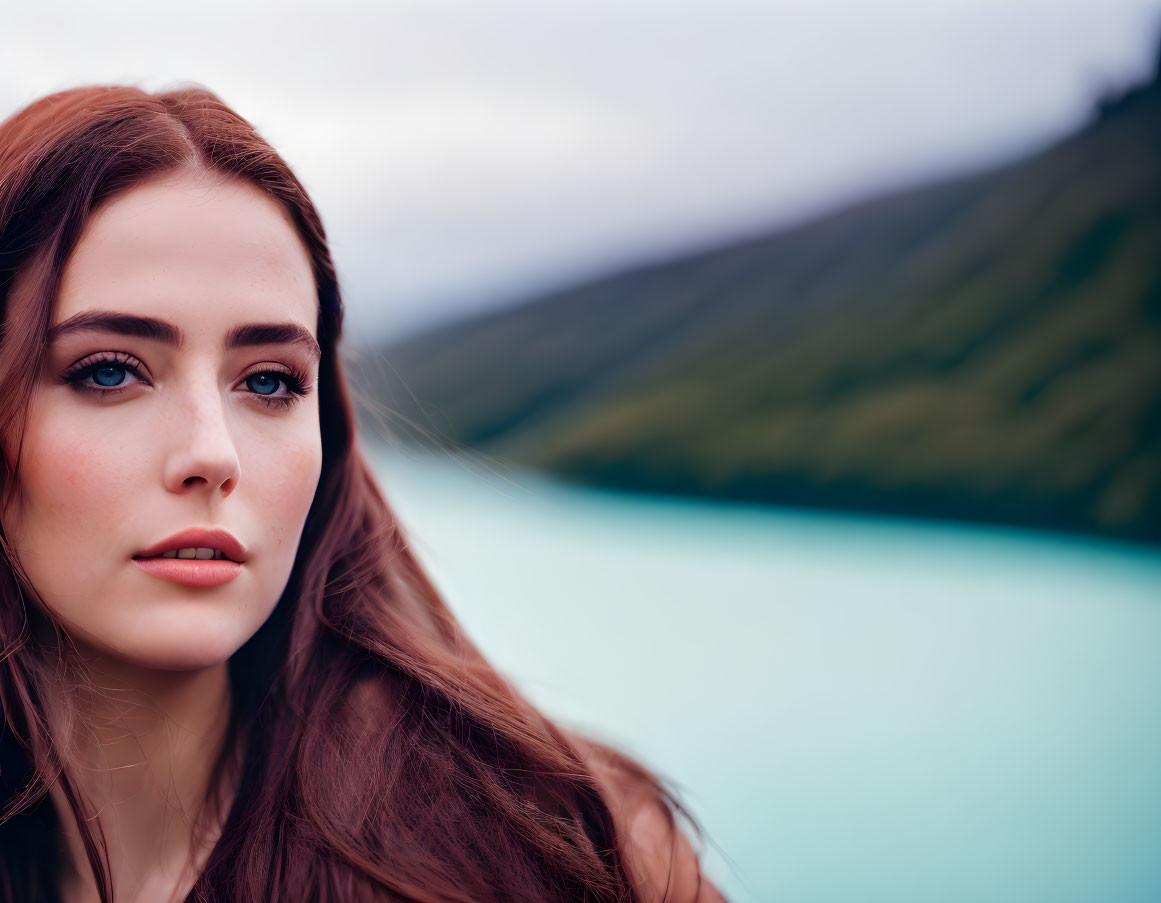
[2,0,1158,340]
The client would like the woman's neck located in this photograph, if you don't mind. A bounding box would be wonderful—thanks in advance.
[49,655,236,903]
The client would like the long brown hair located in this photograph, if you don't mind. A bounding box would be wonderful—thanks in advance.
[0,85,696,902]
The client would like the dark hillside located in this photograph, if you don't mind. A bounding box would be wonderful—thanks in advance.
[360,54,1161,544]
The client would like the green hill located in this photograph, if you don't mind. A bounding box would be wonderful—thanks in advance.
[358,57,1161,545]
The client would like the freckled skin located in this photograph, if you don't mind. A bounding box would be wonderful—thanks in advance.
[4,170,323,671]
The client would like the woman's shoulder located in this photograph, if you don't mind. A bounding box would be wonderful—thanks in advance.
[572,735,728,903]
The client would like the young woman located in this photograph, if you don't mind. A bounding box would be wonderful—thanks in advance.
[0,85,724,902]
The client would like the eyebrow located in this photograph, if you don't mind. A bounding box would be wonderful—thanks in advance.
[45,311,322,362]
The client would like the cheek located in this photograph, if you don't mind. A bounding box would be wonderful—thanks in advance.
[239,421,322,559]
[9,403,149,581]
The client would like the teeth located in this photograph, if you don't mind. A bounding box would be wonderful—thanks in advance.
[158,547,225,561]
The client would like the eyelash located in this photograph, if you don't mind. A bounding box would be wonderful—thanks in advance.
[60,351,314,410]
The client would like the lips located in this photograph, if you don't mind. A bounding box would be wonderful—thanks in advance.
[132,528,247,588]
[135,528,248,564]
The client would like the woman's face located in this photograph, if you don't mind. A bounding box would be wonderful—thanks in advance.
[3,170,323,671]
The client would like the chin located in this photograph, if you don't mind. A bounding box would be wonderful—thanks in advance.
[92,617,258,673]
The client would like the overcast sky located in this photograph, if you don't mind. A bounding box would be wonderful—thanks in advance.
[3,0,1159,342]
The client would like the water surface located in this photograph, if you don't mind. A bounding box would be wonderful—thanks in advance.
[367,443,1161,902]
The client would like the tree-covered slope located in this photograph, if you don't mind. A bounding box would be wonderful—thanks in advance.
[360,62,1161,544]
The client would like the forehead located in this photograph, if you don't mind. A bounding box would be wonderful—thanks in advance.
[55,170,317,334]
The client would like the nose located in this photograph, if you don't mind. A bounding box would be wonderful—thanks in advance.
[162,388,241,498]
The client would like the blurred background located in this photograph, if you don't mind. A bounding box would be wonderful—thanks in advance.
[6,2,1161,899]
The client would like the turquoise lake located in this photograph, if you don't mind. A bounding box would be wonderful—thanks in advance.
[366,442,1161,902]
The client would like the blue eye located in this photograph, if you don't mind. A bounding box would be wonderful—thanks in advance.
[246,373,281,396]
[62,353,310,408]
[93,364,128,387]
[64,357,145,393]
